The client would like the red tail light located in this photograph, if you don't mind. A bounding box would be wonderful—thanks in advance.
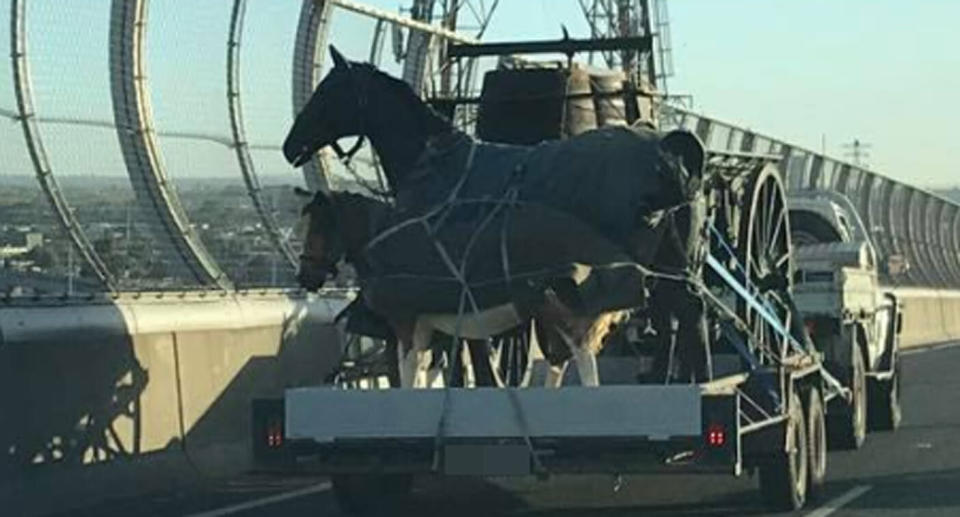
[706,423,726,447]
[266,422,283,448]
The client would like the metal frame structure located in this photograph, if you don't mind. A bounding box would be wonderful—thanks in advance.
[292,0,334,193]
[108,0,232,290]
[229,0,298,269]
[9,0,117,291]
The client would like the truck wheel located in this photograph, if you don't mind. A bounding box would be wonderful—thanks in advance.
[869,363,902,431]
[829,348,866,449]
[332,474,413,515]
[805,387,827,499]
[759,392,808,511]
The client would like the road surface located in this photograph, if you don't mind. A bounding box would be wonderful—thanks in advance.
[57,342,960,516]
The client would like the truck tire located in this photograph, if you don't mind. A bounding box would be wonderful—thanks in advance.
[869,363,902,431]
[759,392,808,511]
[829,348,866,449]
[332,474,413,515]
[805,387,827,499]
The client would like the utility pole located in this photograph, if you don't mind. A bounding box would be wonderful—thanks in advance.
[67,245,74,296]
[843,139,872,167]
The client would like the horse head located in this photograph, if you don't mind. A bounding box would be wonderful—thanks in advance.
[295,187,389,291]
[283,46,371,167]
[660,130,706,201]
[296,188,345,291]
[283,46,455,189]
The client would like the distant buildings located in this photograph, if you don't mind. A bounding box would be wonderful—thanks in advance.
[0,230,43,260]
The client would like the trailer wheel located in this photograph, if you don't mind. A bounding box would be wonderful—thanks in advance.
[829,348,867,449]
[332,474,413,515]
[869,362,902,431]
[805,387,827,499]
[759,392,808,511]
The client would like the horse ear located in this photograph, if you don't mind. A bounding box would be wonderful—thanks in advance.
[661,130,705,180]
[329,45,350,70]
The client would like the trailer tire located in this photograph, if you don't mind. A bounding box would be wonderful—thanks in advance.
[869,363,902,431]
[805,387,827,500]
[332,474,413,515]
[759,392,808,511]
[828,347,866,449]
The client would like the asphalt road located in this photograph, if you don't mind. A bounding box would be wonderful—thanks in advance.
[60,342,960,517]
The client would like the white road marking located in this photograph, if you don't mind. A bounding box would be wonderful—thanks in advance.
[182,481,331,517]
[901,341,960,356]
[804,485,872,517]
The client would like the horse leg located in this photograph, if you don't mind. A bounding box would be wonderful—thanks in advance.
[467,340,496,387]
[397,338,418,388]
[567,312,628,387]
[396,319,433,388]
[384,337,401,388]
[423,347,444,388]
[413,319,438,388]
[544,360,568,388]
[549,321,600,387]
[571,346,600,387]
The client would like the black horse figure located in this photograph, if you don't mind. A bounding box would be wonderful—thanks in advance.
[285,46,712,383]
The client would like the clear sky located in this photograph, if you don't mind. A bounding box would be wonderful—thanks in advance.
[1,0,957,189]
[486,0,960,188]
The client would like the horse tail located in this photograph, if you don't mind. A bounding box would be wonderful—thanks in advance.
[583,310,631,356]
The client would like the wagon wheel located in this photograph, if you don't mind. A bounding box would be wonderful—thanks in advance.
[737,164,795,364]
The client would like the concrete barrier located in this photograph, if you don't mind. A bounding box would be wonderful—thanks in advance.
[0,291,350,517]
[2,286,958,515]
[892,288,960,348]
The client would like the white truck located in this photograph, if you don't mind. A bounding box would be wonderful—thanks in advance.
[789,190,903,449]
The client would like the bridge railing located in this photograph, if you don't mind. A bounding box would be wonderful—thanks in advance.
[1,0,484,300]
[4,0,958,299]
[661,104,960,288]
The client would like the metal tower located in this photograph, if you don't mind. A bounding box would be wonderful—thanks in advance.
[578,0,673,93]
[401,0,501,97]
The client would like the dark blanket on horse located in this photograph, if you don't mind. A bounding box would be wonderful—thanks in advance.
[358,125,688,317]
[395,125,689,263]
[361,201,650,318]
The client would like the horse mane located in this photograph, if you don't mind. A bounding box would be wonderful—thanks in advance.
[354,62,459,139]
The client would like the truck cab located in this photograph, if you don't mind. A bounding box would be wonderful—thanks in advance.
[788,190,902,447]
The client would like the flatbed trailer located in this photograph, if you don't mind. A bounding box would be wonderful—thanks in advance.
[254,38,874,515]
[257,361,821,474]
[254,354,837,513]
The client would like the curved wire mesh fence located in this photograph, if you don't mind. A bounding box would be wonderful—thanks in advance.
[3,0,959,299]
[661,104,960,288]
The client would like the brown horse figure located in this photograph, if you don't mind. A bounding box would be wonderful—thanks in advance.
[297,190,634,388]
